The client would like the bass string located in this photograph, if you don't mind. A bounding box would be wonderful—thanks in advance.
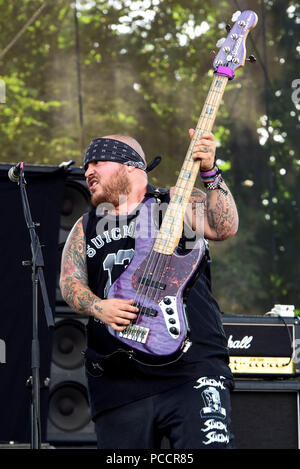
[131,198,177,325]
[131,209,161,322]
[132,249,167,324]
[131,199,169,323]
[131,202,174,325]
[131,249,157,307]
[134,250,173,328]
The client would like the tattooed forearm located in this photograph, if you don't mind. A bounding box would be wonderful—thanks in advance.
[204,181,239,240]
[189,184,238,240]
[61,278,104,318]
[60,217,103,318]
[60,221,87,280]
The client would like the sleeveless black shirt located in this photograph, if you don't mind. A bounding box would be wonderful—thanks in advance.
[83,189,233,419]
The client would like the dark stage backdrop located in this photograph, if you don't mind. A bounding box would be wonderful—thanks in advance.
[0,164,66,444]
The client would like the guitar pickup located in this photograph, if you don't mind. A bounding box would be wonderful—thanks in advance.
[119,325,150,344]
[135,303,158,317]
[138,276,166,290]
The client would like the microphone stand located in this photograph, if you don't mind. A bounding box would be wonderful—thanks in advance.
[17,163,55,449]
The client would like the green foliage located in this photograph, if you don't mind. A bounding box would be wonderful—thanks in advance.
[0,0,299,314]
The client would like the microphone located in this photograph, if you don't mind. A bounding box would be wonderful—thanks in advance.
[8,162,23,182]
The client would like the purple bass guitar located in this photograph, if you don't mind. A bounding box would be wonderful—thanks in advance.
[107,10,258,357]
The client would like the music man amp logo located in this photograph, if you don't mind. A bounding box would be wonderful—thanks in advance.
[0,339,6,364]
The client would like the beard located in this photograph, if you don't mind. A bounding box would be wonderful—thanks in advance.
[91,164,132,209]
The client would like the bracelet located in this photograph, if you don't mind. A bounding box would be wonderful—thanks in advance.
[200,164,218,177]
[200,165,228,194]
[204,172,222,189]
[199,165,221,183]
[204,173,228,195]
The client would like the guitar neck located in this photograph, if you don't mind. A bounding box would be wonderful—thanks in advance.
[153,73,229,255]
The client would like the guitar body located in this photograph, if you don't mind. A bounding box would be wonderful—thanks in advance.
[107,197,206,356]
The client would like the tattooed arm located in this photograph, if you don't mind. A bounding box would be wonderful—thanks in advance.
[59,217,138,331]
[184,128,238,240]
[189,185,239,241]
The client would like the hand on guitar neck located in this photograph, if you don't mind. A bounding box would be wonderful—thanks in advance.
[168,128,239,242]
[184,128,239,241]
[188,128,216,171]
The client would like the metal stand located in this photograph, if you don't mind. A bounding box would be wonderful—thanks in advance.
[18,165,54,449]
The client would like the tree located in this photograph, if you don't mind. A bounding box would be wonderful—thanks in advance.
[0,0,299,315]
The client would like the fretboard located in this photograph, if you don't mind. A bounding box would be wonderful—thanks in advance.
[153,73,228,255]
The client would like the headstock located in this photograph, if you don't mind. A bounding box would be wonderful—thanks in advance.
[213,10,258,80]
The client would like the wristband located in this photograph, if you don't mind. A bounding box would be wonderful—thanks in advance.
[203,172,228,195]
[199,165,221,183]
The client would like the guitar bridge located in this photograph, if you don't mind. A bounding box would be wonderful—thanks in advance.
[119,325,150,344]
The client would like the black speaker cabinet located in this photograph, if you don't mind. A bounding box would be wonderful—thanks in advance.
[47,308,96,446]
[46,167,97,446]
[231,380,300,449]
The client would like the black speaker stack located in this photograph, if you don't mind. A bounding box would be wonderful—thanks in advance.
[46,167,97,448]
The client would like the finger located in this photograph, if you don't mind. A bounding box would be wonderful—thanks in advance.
[189,128,195,138]
[111,323,127,331]
[192,151,214,165]
[115,298,139,312]
[119,311,138,320]
[200,132,214,140]
[198,138,216,147]
[122,305,139,313]
[115,316,132,325]
[194,145,215,156]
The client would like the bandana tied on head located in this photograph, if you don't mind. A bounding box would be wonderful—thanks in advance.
[83,137,161,173]
[83,138,147,171]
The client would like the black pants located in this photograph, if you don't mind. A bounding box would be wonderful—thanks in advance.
[94,376,234,449]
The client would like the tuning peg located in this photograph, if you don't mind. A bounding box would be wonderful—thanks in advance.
[246,55,257,63]
[231,10,241,22]
[210,50,217,60]
[226,24,231,33]
[216,37,226,48]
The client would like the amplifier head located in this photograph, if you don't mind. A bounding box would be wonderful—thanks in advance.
[222,314,300,377]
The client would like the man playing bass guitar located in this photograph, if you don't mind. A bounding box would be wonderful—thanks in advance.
[60,130,239,449]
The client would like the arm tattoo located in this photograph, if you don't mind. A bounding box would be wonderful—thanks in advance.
[205,182,239,240]
[190,185,238,240]
[60,218,103,317]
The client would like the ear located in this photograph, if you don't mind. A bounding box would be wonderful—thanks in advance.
[126,165,136,174]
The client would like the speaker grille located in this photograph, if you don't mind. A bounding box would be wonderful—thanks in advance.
[231,381,300,449]
[48,382,91,432]
[52,319,86,370]
[60,181,90,231]
[47,312,96,444]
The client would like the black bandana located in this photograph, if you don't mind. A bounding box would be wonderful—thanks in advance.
[83,138,147,171]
